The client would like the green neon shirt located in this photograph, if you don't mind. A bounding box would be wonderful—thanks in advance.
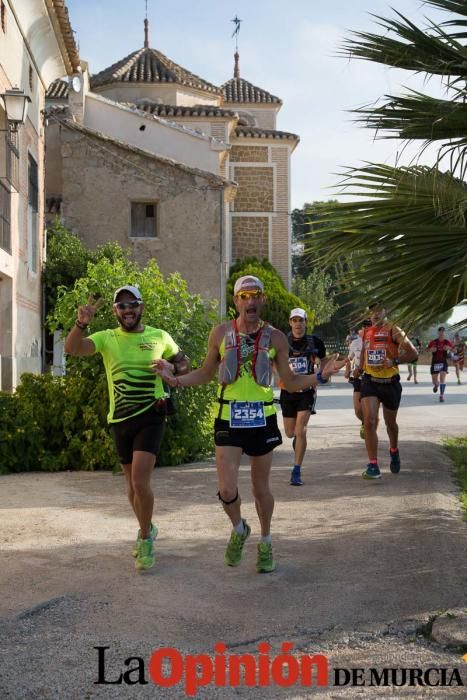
[89,326,180,423]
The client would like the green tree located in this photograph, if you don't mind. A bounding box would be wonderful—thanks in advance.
[306,0,467,327]
[227,257,315,332]
[44,220,129,319]
[292,269,337,326]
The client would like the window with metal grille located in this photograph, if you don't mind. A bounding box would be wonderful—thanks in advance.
[28,154,38,272]
[130,201,157,238]
[0,181,10,253]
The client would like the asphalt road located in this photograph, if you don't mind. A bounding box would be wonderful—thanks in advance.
[0,365,466,698]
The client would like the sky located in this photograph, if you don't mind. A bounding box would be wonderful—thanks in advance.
[66,0,448,210]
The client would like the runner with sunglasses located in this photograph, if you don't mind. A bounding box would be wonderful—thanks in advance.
[64,285,189,571]
[153,275,345,574]
[355,301,419,480]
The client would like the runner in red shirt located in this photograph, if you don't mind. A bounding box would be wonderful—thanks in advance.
[427,326,453,402]
[452,332,465,385]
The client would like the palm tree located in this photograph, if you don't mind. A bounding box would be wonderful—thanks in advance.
[306,0,467,327]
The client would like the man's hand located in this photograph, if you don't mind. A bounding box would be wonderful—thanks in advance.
[77,295,103,326]
[321,353,347,380]
[152,359,177,386]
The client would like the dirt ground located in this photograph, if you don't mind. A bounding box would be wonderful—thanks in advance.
[0,367,466,698]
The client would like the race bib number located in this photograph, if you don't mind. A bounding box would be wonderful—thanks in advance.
[229,401,266,428]
[289,356,308,374]
[367,349,386,366]
[433,362,444,373]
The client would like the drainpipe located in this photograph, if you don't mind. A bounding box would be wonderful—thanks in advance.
[219,189,226,318]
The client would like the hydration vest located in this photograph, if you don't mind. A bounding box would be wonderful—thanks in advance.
[218,319,273,388]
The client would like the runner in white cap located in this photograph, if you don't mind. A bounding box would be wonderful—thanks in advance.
[279,308,326,485]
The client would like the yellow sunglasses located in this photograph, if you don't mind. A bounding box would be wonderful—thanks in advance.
[236,290,263,300]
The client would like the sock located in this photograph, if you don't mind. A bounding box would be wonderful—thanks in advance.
[234,520,245,536]
[440,384,446,395]
[390,447,399,455]
[261,534,272,544]
[369,458,378,465]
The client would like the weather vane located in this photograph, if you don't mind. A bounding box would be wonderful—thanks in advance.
[231,16,242,51]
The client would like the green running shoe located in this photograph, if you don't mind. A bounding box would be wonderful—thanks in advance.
[133,522,157,557]
[224,520,251,566]
[135,537,155,571]
[256,542,276,573]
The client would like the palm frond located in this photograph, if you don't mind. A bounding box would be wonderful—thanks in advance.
[423,0,467,19]
[341,10,467,80]
[305,164,467,326]
[353,90,467,143]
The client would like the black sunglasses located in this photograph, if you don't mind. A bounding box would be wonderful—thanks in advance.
[113,300,141,310]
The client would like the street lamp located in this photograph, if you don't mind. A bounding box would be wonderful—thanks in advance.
[1,87,31,131]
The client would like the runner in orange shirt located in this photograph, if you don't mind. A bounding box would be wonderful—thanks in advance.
[355,301,418,480]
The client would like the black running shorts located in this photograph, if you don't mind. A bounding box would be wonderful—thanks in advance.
[279,389,316,418]
[110,404,166,464]
[360,375,402,411]
[430,362,448,375]
[348,377,362,393]
[214,413,283,457]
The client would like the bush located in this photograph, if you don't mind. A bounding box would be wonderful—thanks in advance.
[227,257,314,332]
[0,373,118,473]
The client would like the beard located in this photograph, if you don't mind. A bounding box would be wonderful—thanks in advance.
[117,309,143,331]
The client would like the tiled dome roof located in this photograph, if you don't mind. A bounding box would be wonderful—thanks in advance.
[124,100,237,119]
[235,126,298,141]
[222,78,281,104]
[90,47,222,95]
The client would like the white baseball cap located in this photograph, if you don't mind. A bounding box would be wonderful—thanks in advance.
[234,275,264,294]
[113,285,143,302]
[289,308,307,320]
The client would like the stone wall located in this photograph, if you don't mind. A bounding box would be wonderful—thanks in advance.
[59,126,226,302]
[230,146,268,163]
[232,166,273,212]
[231,216,269,262]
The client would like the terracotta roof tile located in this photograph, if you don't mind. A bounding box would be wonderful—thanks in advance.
[222,78,281,105]
[46,78,69,99]
[91,47,222,94]
[234,126,299,141]
[123,100,237,119]
[51,1,80,72]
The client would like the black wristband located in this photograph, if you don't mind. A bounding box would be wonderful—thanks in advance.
[75,320,88,330]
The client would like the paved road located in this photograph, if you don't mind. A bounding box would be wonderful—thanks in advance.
[0,365,466,698]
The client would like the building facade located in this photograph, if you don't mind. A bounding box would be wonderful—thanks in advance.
[0,0,78,389]
[45,23,298,309]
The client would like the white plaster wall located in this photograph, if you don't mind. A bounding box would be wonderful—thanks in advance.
[84,94,223,175]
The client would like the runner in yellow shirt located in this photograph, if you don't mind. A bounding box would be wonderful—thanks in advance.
[64,285,189,571]
[154,276,345,574]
